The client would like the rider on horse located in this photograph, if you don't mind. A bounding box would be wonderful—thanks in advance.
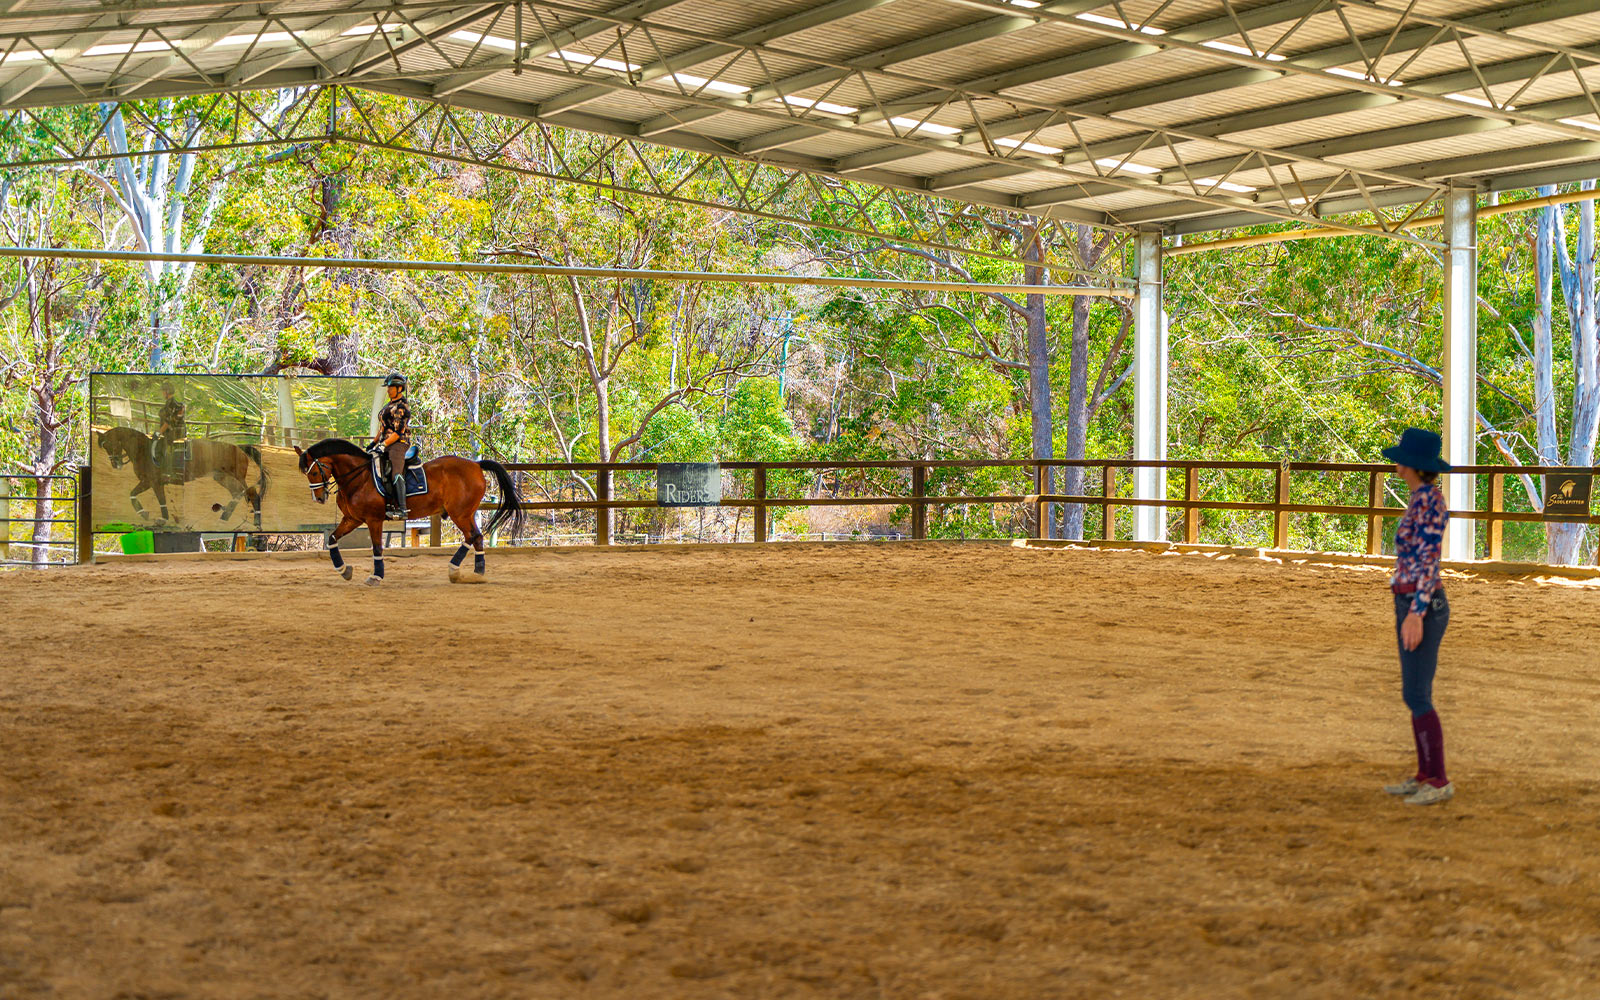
[155,380,187,475]
[372,373,413,522]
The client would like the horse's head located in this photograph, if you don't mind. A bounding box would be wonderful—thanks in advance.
[98,428,132,469]
[295,445,336,504]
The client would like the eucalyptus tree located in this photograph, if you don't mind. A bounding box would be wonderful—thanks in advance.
[1530,183,1599,564]
[81,94,302,370]
[0,171,140,562]
[800,218,1129,539]
[489,151,783,473]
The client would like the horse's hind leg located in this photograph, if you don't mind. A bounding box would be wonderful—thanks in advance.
[213,468,246,521]
[446,508,485,584]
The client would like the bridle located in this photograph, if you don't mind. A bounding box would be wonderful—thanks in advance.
[305,456,358,503]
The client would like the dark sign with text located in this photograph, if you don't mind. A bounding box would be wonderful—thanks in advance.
[657,463,722,507]
[1543,473,1593,522]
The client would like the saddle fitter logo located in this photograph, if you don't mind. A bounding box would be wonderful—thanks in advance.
[1543,473,1593,523]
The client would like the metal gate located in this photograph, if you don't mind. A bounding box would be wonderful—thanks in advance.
[1,469,87,567]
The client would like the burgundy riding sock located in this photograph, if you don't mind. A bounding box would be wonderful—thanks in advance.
[1415,710,1447,786]
[1410,714,1427,781]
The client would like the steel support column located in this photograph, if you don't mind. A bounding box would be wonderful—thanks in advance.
[1442,184,1478,562]
[1134,230,1167,542]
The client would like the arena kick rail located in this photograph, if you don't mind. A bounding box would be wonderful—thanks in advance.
[465,459,1600,560]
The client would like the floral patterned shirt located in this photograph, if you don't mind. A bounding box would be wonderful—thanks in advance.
[1392,483,1448,616]
[379,397,411,446]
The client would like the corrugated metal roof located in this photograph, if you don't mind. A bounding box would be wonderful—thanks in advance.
[0,0,1596,234]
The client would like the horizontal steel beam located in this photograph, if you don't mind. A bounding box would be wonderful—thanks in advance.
[0,244,1135,294]
[1168,187,1600,255]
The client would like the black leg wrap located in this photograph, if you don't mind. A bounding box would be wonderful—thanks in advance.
[372,543,384,579]
[474,552,485,575]
[450,544,470,567]
[328,537,344,569]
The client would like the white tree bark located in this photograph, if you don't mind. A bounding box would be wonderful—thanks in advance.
[1535,182,1600,564]
[101,95,294,369]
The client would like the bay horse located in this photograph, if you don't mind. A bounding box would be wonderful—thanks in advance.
[294,439,525,585]
[97,426,267,527]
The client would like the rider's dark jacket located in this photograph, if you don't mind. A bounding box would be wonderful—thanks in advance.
[159,396,186,441]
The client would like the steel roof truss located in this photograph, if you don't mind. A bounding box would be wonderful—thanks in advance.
[944,0,1600,144]
[407,3,1452,225]
[738,0,1424,182]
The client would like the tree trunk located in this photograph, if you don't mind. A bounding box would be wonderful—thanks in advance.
[1539,184,1600,565]
[1533,192,1581,563]
[468,336,483,458]
[149,305,169,371]
[1550,190,1599,564]
[321,173,360,375]
[1060,225,1096,540]
[29,286,61,567]
[1024,236,1054,538]
[29,417,57,567]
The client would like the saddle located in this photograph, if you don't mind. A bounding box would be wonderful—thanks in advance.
[152,438,190,482]
[372,446,428,510]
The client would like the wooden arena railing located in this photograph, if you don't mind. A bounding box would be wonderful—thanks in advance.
[460,459,1600,560]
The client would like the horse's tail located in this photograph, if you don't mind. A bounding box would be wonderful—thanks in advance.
[242,443,268,515]
[478,459,526,541]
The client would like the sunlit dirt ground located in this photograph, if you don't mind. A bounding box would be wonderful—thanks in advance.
[3,544,1598,999]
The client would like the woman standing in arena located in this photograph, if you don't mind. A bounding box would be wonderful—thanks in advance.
[1381,428,1454,806]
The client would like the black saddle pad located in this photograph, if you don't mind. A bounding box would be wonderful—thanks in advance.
[153,440,190,463]
[372,459,428,501]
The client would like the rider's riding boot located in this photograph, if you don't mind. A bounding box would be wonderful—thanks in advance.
[391,474,408,524]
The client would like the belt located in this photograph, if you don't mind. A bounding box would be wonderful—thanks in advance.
[1391,583,1444,597]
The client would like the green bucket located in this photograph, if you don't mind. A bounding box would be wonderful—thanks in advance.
[118,530,154,555]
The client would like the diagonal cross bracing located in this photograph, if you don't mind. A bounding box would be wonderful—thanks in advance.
[812,0,1600,199]
[0,0,1589,238]
[936,0,1600,145]
[0,85,1130,278]
[0,1,1462,244]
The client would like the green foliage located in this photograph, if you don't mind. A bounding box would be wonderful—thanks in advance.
[717,380,797,461]
[2,95,1598,559]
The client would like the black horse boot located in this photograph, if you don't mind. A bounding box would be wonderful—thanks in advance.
[392,473,409,543]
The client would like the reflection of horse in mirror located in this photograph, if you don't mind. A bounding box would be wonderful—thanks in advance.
[294,438,524,586]
[97,426,267,526]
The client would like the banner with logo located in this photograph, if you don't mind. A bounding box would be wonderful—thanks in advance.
[1543,473,1593,522]
[657,463,722,507]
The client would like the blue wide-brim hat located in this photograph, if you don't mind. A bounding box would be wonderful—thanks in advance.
[1382,427,1451,473]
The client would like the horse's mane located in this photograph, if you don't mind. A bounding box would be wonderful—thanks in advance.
[100,425,148,443]
[301,438,370,469]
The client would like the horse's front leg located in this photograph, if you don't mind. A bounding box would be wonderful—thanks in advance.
[327,515,360,581]
[363,519,385,586]
[128,482,151,522]
[154,479,171,523]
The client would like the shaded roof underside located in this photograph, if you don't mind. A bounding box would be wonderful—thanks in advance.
[3,0,1599,234]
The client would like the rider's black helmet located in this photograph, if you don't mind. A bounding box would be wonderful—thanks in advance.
[382,372,407,389]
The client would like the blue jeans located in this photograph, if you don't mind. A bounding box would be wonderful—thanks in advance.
[1394,591,1449,716]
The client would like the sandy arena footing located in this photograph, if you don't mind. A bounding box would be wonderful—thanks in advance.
[2,544,1598,999]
